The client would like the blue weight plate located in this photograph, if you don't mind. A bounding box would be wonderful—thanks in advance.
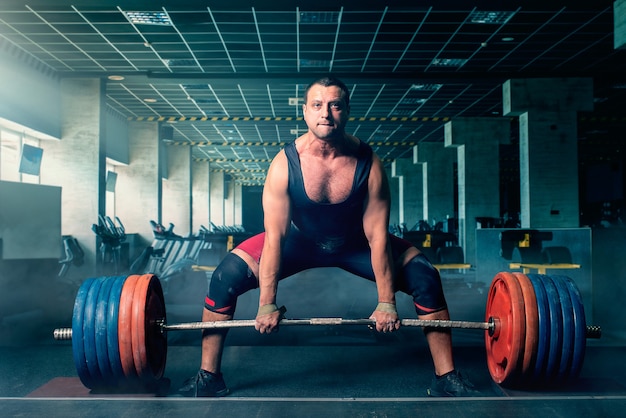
[72,278,95,389]
[541,275,563,381]
[561,275,587,379]
[527,274,550,382]
[107,276,127,383]
[548,275,574,381]
[95,277,115,387]
[83,277,104,386]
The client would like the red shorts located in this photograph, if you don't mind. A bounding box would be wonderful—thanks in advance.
[235,232,265,262]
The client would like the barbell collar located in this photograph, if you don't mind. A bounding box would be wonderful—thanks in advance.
[53,327,73,341]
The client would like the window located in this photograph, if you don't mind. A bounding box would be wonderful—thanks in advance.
[105,161,117,218]
[0,127,41,184]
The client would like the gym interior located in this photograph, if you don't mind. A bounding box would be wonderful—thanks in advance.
[1,1,626,416]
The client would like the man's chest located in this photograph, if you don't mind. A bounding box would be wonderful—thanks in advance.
[299,157,357,204]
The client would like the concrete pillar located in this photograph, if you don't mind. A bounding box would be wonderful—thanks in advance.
[615,0,626,49]
[228,182,243,226]
[415,142,456,225]
[162,144,191,236]
[392,155,423,230]
[223,176,239,226]
[209,169,225,227]
[115,121,161,245]
[40,78,105,275]
[445,118,510,265]
[503,78,593,228]
[192,161,210,232]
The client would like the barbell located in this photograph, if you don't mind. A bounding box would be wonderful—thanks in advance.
[53,272,601,391]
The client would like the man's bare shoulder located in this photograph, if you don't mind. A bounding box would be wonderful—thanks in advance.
[264,150,289,194]
[269,148,288,169]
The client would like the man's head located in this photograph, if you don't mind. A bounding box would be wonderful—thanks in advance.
[303,77,350,107]
[302,77,351,140]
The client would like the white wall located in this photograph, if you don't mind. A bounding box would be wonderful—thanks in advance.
[0,181,61,259]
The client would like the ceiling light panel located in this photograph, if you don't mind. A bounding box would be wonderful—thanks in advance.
[430,58,468,68]
[299,11,340,24]
[411,84,443,91]
[469,11,516,25]
[124,11,172,26]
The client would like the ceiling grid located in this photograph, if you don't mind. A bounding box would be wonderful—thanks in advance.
[0,0,624,185]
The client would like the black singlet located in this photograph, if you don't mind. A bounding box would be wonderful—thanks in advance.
[284,140,373,253]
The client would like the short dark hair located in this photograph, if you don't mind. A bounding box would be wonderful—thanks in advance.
[303,76,350,107]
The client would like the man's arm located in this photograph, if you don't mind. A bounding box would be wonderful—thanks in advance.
[255,150,291,333]
[362,153,400,332]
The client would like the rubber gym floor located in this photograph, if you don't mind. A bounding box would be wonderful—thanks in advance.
[1,268,625,417]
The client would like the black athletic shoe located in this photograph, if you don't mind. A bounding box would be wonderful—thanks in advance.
[178,369,229,397]
[426,370,479,397]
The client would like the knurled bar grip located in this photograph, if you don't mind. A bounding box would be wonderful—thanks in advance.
[162,317,494,331]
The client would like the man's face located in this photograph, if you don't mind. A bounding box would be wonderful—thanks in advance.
[302,84,350,140]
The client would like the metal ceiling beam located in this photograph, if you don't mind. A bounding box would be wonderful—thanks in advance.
[142,116,452,123]
[145,115,626,126]
[172,140,419,147]
[194,158,273,162]
[64,71,626,86]
[194,157,394,163]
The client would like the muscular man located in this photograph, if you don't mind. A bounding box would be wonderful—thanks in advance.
[179,77,477,397]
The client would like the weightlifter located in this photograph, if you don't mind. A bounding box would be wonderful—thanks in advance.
[179,76,478,397]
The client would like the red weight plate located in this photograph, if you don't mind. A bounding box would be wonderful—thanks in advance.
[513,273,539,381]
[131,274,167,380]
[118,275,140,379]
[131,275,150,378]
[144,275,167,379]
[485,272,526,385]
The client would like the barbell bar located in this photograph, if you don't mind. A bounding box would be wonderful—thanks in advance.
[53,272,601,391]
[162,317,495,331]
[55,317,495,336]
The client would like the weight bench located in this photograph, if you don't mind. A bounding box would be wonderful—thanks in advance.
[509,245,580,274]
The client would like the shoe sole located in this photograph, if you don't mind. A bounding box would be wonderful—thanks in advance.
[212,388,230,397]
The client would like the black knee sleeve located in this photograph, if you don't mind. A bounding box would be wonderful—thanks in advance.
[401,253,448,316]
[204,253,257,316]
